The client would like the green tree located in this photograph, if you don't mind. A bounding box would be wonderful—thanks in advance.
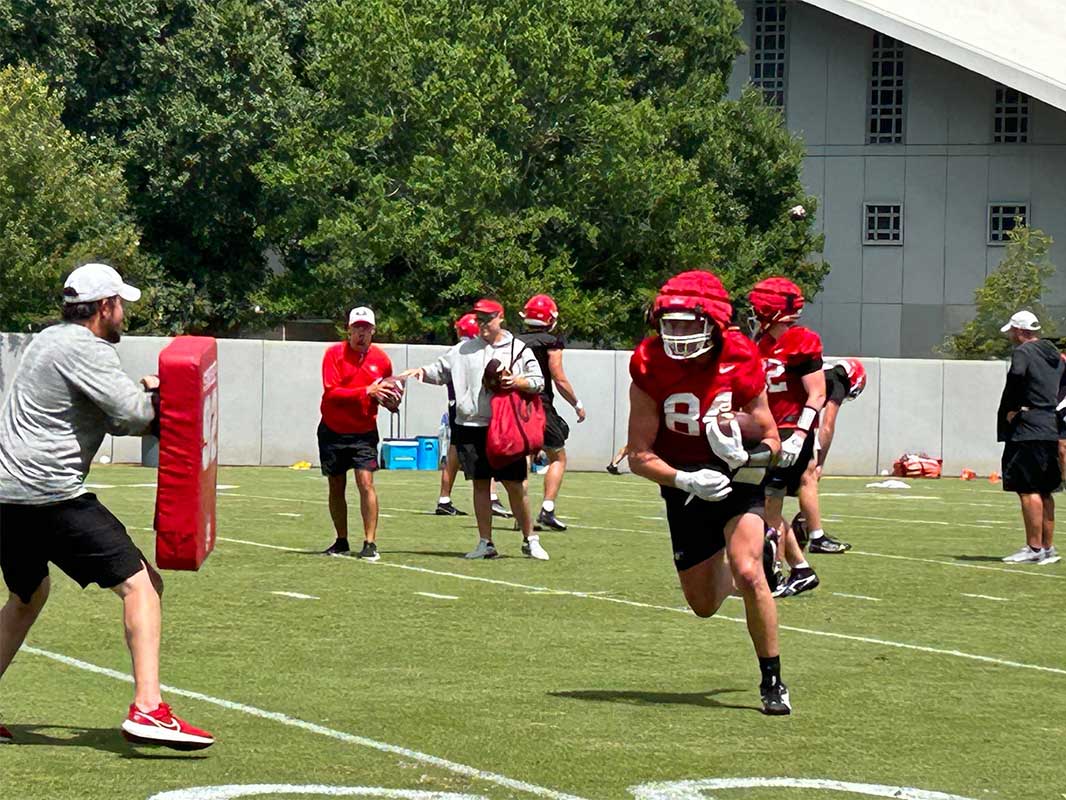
[941,224,1057,359]
[0,65,160,332]
[256,0,824,344]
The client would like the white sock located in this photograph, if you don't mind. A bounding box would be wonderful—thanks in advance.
[809,528,825,541]
[480,537,492,545]
[439,496,450,505]
[794,560,811,570]
[527,534,540,543]
[491,494,499,502]
[542,500,555,513]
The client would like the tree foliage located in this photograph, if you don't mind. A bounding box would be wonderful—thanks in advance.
[0,65,160,332]
[940,225,1057,359]
[256,0,825,344]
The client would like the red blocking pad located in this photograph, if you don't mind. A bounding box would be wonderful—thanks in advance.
[154,336,219,570]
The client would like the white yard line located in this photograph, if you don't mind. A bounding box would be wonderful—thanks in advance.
[850,549,1065,580]
[832,592,882,602]
[961,593,1010,602]
[218,537,1066,677]
[271,591,320,600]
[416,592,459,600]
[23,647,588,800]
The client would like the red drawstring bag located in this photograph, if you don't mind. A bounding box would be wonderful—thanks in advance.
[487,390,545,468]
[485,339,546,468]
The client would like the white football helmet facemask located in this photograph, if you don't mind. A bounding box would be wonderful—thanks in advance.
[660,312,715,360]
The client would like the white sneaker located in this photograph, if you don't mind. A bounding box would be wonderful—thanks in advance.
[464,539,498,559]
[522,537,550,561]
[1002,546,1044,563]
[1038,546,1061,565]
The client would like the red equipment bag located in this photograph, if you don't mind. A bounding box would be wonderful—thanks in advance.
[486,390,545,469]
[892,453,942,479]
[154,337,219,570]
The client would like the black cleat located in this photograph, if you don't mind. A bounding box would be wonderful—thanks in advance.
[535,508,567,531]
[772,567,820,598]
[323,538,350,555]
[435,501,468,516]
[491,500,513,519]
[763,527,782,594]
[760,680,792,715]
[606,463,621,475]
[809,534,851,554]
[357,541,380,562]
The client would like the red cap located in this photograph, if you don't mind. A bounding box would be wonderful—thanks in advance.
[454,313,480,339]
[472,299,504,316]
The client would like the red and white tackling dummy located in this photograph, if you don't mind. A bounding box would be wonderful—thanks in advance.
[153,337,218,570]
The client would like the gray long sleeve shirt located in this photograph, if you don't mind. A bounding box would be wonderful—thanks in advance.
[0,324,156,504]
[421,331,544,427]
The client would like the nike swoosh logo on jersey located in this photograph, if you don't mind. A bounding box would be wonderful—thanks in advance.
[720,364,737,373]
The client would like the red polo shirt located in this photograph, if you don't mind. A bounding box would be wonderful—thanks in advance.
[320,343,393,434]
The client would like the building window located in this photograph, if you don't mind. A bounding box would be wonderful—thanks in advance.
[868,33,905,144]
[864,203,903,244]
[988,204,1027,244]
[751,1,788,109]
[994,86,1029,143]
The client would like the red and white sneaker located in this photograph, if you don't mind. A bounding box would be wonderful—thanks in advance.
[0,722,13,744]
[121,703,214,751]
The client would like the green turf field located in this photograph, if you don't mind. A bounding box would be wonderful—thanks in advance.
[3,465,1063,800]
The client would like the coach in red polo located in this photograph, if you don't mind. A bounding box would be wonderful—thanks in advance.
[319,306,394,561]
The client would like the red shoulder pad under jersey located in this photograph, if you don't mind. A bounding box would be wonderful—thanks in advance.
[718,330,766,410]
[773,325,822,366]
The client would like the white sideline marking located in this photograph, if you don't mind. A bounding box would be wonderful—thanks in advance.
[23,647,588,800]
[271,591,319,600]
[833,513,994,530]
[962,593,1009,602]
[638,516,666,521]
[416,592,459,600]
[218,537,1066,677]
[277,513,303,518]
[84,483,116,489]
[149,786,484,800]
[629,776,978,800]
[851,549,1066,580]
[820,493,941,500]
[560,494,661,505]
[832,592,881,602]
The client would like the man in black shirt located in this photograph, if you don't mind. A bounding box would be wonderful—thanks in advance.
[518,295,586,531]
[997,311,1063,564]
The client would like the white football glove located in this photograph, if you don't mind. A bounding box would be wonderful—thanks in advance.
[777,431,807,468]
[704,414,749,471]
[674,469,732,503]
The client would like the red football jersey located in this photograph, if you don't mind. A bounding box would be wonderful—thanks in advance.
[756,325,823,430]
[320,343,393,434]
[630,331,766,469]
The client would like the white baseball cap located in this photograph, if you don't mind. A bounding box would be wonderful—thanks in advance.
[63,263,141,304]
[1000,310,1041,332]
[348,306,376,326]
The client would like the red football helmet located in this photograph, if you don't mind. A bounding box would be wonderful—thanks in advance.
[652,270,732,360]
[520,294,559,329]
[749,277,805,330]
[454,313,480,340]
[827,357,867,401]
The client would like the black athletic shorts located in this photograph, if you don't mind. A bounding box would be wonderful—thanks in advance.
[1002,440,1062,494]
[318,422,380,475]
[765,429,816,498]
[543,402,570,451]
[661,482,765,572]
[0,494,147,604]
[452,424,528,482]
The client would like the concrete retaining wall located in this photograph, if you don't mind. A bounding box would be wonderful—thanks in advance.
[0,333,1010,475]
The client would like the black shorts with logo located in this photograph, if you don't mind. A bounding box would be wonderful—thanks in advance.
[452,424,528,482]
[0,494,147,604]
[318,422,380,475]
[543,402,570,451]
[1002,440,1062,494]
[661,483,765,572]
[765,429,816,498]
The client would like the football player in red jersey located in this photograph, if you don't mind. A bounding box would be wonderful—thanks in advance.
[748,278,827,598]
[791,358,869,554]
[627,270,791,715]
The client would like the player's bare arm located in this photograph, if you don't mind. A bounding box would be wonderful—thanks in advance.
[548,349,586,422]
[626,382,679,487]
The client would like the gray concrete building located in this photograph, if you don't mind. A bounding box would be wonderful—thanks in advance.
[728,0,1066,356]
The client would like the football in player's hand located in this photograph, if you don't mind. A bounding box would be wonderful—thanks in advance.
[713,411,763,445]
[376,377,404,412]
[482,359,510,393]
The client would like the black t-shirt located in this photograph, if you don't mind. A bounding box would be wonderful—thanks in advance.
[825,365,849,405]
[518,329,565,403]
[997,338,1065,442]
